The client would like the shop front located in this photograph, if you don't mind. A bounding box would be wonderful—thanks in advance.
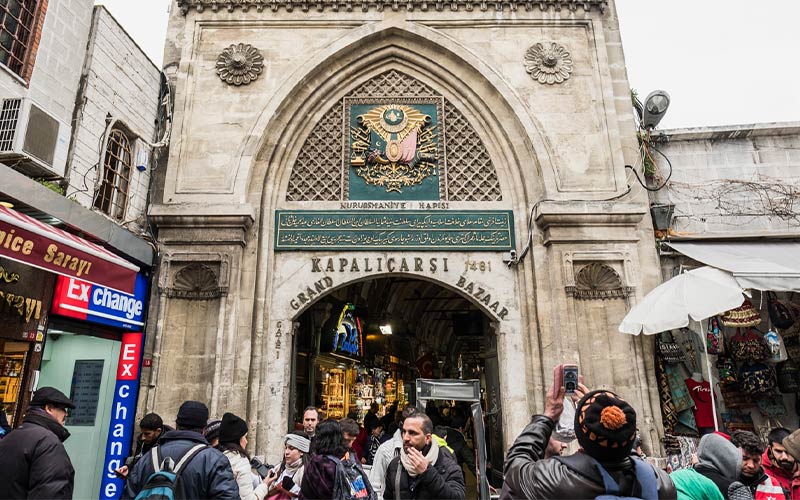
[0,202,149,500]
[48,273,148,500]
[639,241,800,470]
[0,258,55,428]
[295,302,415,423]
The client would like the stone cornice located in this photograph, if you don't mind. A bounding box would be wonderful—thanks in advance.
[534,200,647,245]
[177,0,606,14]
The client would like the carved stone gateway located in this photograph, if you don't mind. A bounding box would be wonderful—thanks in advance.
[149,0,666,465]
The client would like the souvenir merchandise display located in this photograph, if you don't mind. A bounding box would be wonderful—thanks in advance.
[706,317,722,355]
[0,345,28,426]
[685,375,715,429]
[721,299,762,328]
[764,329,788,363]
[653,291,800,442]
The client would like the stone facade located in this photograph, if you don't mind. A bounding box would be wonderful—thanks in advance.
[65,6,162,233]
[651,122,800,235]
[144,0,666,459]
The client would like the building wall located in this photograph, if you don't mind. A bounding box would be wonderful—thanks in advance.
[144,0,666,458]
[25,0,93,124]
[652,123,800,234]
[65,6,162,232]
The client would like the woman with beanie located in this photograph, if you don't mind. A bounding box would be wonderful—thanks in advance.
[265,432,310,500]
[218,412,271,500]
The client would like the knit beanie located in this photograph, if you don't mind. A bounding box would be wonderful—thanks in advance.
[176,401,209,430]
[783,429,800,462]
[219,412,248,444]
[204,419,222,442]
[574,390,637,461]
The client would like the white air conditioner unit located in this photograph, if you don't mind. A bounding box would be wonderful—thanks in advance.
[0,97,70,178]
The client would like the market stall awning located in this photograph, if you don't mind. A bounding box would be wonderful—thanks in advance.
[619,266,746,335]
[0,204,138,293]
[666,241,800,292]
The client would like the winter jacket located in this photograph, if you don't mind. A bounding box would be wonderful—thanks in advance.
[740,469,787,500]
[445,427,476,476]
[224,450,269,500]
[762,449,796,497]
[670,468,725,500]
[384,446,466,500]
[369,429,402,499]
[121,430,239,500]
[0,410,74,499]
[695,462,737,499]
[692,433,743,500]
[502,414,676,499]
[299,454,338,499]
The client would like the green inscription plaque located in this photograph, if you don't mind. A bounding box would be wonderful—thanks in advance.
[274,211,514,251]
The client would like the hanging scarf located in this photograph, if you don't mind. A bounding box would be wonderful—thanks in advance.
[399,439,439,477]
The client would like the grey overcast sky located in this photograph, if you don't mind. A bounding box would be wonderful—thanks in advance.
[97,0,800,130]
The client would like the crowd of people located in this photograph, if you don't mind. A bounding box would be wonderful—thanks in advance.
[4,369,800,499]
[501,364,800,500]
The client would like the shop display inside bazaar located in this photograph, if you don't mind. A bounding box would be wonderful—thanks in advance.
[655,290,800,470]
[303,302,416,421]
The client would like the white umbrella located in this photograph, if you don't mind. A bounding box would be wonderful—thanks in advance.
[619,265,748,432]
[619,266,746,335]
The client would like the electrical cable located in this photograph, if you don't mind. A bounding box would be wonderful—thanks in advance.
[625,140,672,192]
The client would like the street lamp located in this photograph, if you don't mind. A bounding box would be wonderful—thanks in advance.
[641,90,670,130]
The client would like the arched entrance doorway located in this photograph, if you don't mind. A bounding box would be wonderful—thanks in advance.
[289,274,506,483]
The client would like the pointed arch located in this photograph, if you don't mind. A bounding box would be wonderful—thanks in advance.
[233,23,561,209]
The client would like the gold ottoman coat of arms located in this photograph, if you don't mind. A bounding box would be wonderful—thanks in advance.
[349,104,438,193]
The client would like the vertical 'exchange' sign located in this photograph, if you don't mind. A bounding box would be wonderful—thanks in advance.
[99,332,143,500]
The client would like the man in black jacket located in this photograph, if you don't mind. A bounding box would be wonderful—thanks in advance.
[384,409,465,499]
[502,364,676,499]
[444,410,476,477]
[121,401,239,500]
[0,386,76,499]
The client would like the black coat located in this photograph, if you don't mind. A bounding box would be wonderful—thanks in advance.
[445,427,476,476]
[121,430,239,500]
[502,415,676,500]
[384,446,466,499]
[0,410,74,499]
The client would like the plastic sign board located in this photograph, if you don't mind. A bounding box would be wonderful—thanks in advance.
[332,303,363,358]
[51,274,147,330]
[99,332,143,500]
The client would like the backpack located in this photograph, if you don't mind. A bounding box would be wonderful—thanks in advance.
[553,454,659,500]
[327,455,376,500]
[134,444,207,500]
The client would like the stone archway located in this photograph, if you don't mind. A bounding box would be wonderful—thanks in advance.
[241,30,549,457]
[255,260,530,460]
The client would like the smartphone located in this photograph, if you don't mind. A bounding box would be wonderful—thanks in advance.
[563,364,579,394]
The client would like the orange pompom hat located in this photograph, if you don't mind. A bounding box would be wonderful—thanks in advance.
[574,390,637,461]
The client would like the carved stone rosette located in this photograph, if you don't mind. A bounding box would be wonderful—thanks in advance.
[524,42,573,85]
[216,43,264,86]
